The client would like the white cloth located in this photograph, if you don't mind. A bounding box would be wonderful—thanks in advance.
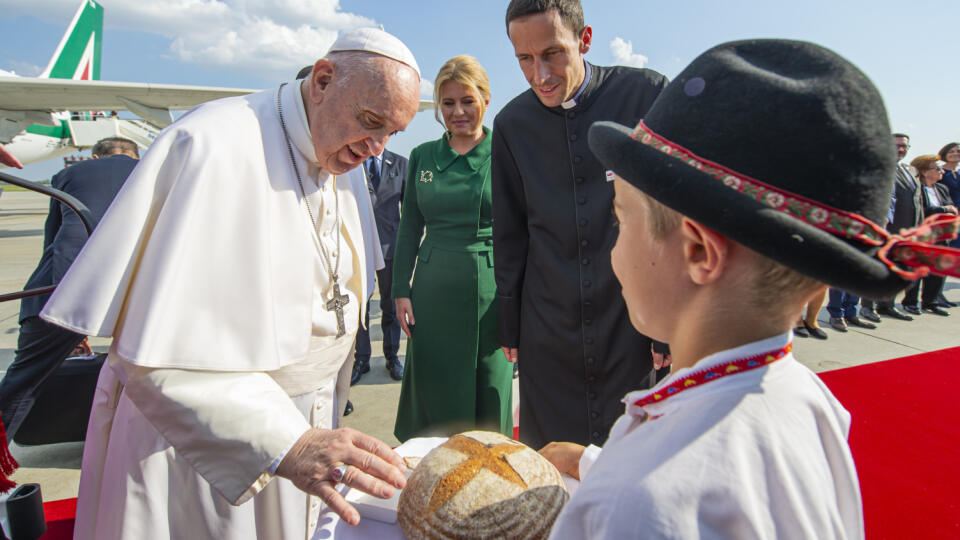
[328,28,420,77]
[40,81,383,370]
[75,338,350,540]
[45,82,384,540]
[551,333,864,540]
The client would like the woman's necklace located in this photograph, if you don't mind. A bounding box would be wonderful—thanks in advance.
[276,83,349,337]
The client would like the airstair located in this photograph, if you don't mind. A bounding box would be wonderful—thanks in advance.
[66,116,159,150]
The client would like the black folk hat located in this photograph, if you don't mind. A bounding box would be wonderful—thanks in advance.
[589,39,960,300]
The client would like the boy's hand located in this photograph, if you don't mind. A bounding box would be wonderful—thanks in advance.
[501,346,519,363]
[538,442,586,480]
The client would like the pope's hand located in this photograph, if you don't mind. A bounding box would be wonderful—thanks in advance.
[538,442,586,481]
[501,346,518,363]
[395,297,415,338]
[275,427,407,526]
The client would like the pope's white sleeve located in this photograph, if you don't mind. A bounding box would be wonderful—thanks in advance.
[578,444,603,480]
[110,356,310,505]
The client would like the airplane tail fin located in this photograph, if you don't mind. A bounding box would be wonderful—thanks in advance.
[39,0,103,81]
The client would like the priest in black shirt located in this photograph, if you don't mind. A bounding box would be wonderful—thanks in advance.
[492,0,669,450]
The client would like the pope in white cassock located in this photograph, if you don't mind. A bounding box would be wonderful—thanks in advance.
[38,28,421,540]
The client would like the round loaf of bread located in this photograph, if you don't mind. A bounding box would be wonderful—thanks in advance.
[397,431,568,539]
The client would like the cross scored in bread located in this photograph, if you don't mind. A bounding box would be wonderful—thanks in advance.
[426,435,528,514]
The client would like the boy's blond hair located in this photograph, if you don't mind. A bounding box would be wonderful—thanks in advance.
[636,193,823,306]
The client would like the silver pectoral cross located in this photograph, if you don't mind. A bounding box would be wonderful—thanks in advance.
[326,280,350,337]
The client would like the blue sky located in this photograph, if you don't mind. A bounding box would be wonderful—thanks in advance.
[1,0,956,181]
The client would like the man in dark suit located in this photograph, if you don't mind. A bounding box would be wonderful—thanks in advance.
[352,149,406,384]
[492,0,669,450]
[0,137,139,440]
[870,133,922,320]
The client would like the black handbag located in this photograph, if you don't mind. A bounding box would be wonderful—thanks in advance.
[13,354,105,446]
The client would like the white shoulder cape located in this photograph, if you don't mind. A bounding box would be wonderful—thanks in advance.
[41,89,383,371]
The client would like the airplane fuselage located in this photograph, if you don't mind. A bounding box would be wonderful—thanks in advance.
[2,121,79,169]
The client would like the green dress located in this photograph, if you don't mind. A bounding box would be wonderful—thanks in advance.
[392,127,512,442]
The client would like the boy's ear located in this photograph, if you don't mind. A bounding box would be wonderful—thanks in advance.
[680,218,728,285]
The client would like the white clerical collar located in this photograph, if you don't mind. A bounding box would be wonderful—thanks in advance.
[561,61,592,110]
[282,80,320,168]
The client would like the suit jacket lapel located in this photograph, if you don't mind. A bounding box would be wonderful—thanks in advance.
[381,151,394,179]
[897,163,917,189]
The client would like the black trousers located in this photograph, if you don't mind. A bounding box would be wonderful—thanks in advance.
[903,274,946,308]
[355,261,401,363]
[0,316,85,440]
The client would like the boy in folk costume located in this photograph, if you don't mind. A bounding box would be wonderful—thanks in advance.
[541,39,960,539]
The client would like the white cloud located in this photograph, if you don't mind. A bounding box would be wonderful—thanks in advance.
[0,61,43,77]
[0,0,375,80]
[419,79,434,98]
[610,37,649,68]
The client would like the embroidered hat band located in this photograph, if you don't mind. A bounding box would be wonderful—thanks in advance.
[631,121,960,281]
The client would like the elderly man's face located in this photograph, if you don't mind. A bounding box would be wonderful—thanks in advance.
[304,57,419,174]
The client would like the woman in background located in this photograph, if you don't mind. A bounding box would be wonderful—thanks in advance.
[794,290,828,339]
[392,55,512,442]
[902,155,957,315]
[938,142,960,250]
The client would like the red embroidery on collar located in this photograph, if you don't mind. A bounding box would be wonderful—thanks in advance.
[632,343,792,407]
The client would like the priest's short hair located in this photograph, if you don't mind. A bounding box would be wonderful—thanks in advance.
[505,0,585,35]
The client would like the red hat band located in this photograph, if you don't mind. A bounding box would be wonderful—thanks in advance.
[630,121,960,281]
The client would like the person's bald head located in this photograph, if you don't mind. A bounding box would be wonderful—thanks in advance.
[300,51,419,174]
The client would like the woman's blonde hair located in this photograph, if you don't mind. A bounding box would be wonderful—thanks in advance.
[433,55,491,126]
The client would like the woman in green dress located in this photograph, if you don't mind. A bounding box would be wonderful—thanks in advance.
[392,55,512,442]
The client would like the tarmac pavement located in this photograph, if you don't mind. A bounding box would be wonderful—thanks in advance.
[2,189,958,501]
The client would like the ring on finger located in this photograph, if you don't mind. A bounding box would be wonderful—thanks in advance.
[330,464,348,484]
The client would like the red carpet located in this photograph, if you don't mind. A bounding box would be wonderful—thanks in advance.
[25,348,960,540]
[37,497,74,540]
[818,346,960,539]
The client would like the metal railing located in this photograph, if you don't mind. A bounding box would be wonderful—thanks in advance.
[0,170,93,303]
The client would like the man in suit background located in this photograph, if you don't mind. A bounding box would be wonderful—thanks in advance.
[871,133,923,320]
[352,148,406,384]
[0,137,139,440]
